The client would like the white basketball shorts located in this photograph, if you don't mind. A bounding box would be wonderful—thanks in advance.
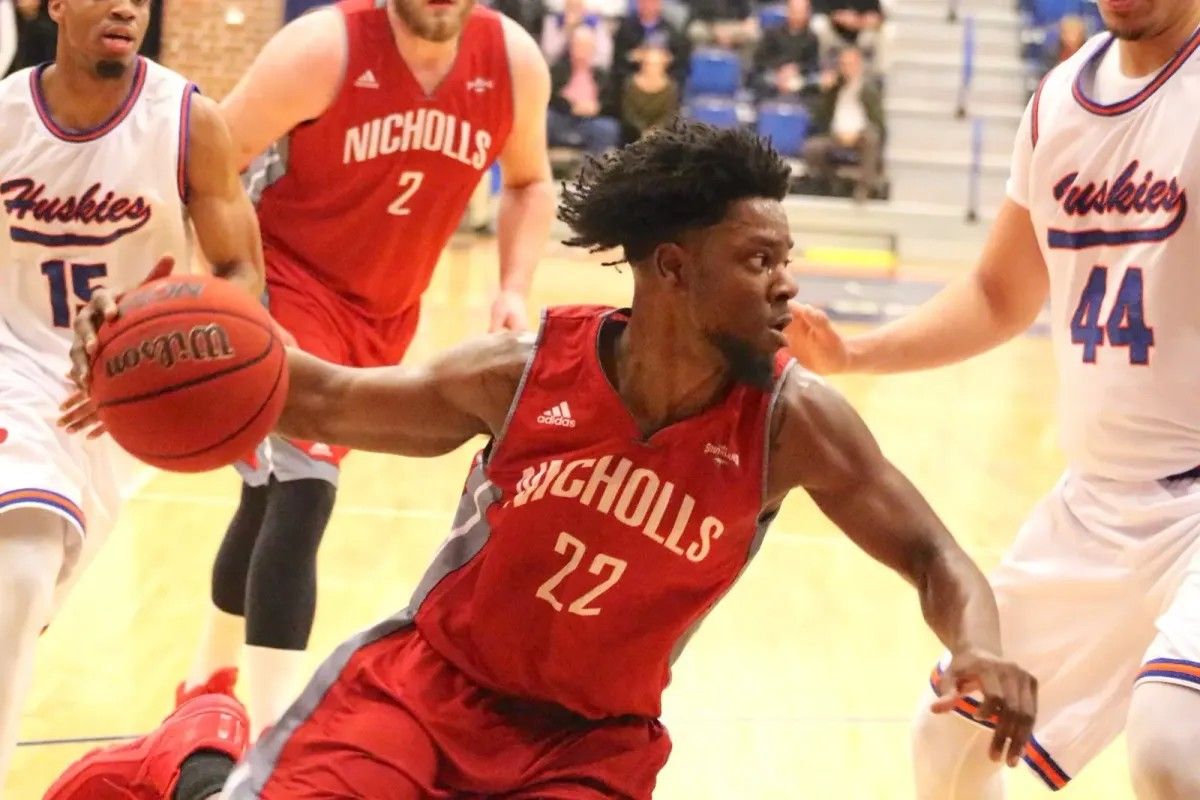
[0,330,143,612]
[929,468,1200,790]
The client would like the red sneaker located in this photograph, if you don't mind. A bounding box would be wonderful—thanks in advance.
[43,692,249,800]
[175,668,239,708]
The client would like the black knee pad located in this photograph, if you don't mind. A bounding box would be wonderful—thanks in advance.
[245,477,337,650]
[210,481,272,615]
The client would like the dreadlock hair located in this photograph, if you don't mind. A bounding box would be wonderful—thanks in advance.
[558,118,792,266]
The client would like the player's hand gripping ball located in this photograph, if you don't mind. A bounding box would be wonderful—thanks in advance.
[86,273,289,472]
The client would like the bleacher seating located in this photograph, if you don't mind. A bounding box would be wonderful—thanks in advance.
[685,97,741,129]
[685,49,743,98]
[756,102,810,157]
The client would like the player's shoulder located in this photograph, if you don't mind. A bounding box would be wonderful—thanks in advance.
[769,364,860,474]
[268,4,347,61]
[494,10,549,81]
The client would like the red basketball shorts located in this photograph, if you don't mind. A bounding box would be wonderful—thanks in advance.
[238,247,420,478]
[229,623,671,799]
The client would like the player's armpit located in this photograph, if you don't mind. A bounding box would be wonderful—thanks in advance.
[185,95,265,296]
[277,332,533,457]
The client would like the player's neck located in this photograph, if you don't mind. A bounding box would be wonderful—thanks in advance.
[1117,6,1200,76]
[387,4,460,91]
[608,308,733,438]
[39,54,138,132]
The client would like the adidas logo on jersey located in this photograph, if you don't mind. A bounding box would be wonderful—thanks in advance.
[537,402,576,428]
[354,69,379,89]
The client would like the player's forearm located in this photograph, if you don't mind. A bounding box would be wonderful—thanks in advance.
[844,273,1033,374]
[496,179,555,296]
[914,541,1003,656]
[210,257,265,298]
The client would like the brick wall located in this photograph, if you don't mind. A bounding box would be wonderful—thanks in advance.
[160,1,283,99]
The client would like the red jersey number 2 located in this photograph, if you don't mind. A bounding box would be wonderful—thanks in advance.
[387,171,425,216]
[535,531,628,617]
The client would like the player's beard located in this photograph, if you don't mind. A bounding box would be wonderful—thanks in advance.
[392,0,474,42]
[707,332,775,392]
[95,59,128,79]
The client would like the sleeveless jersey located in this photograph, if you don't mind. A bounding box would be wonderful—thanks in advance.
[1014,30,1200,481]
[254,0,514,318]
[410,306,793,719]
[0,57,194,373]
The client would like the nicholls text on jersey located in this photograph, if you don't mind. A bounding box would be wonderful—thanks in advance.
[510,456,727,564]
[343,109,493,169]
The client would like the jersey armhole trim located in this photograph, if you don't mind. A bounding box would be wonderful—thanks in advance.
[1030,76,1046,150]
[177,83,199,203]
[761,358,797,512]
[486,308,546,465]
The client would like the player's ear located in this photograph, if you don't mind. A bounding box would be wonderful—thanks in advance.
[47,0,64,24]
[650,242,688,288]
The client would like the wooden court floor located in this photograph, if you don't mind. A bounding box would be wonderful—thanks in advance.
[7,239,1135,799]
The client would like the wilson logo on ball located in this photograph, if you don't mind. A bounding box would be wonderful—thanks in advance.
[105,323,236,377]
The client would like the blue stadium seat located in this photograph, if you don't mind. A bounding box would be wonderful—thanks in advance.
[686,49,743,98]
[756,102,810,157]
[1033,0,1079,24]
[686,98,741,129]
[759,4,787,30]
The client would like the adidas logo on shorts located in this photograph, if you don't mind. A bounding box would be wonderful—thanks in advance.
[537,402,576,428]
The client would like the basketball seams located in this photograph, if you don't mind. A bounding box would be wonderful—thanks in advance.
[121,347,288,461]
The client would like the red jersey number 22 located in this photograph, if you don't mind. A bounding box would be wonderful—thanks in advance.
[387,171,425,216]
[535,531,628,617]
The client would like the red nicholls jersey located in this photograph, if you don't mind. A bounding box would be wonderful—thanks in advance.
[255,0,513,317]
[410,306,794,720]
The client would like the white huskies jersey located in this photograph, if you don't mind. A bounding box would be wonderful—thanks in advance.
[0,57,194,373]
[1008,30,1200,481]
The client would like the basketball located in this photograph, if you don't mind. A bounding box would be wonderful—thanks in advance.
[89,274,289,473]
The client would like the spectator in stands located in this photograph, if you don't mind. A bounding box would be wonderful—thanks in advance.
[1044,14,1087,72]
[811,0,882,57]
[490,0,547,38]
[542,0,613,68]
[548,26,622,155]
[4,0,53,77]
[686,0,759,59]
[613,0,689,86]
[751,0,820,101]
[621,39,679,138]
[544,0,627,20]
[802,46,884,202]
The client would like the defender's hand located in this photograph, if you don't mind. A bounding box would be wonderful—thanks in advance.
[58,388,106,439]
[489,290,528,333]
[932,649,1038,767]
[784,300,850,375]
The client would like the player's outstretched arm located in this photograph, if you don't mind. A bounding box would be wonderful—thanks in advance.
[787,198,1050,375]
[186,95,265,296]
[219,8,344,169]
[278,332,532,457]
[490,16,556,333]
[766,370,1037,765]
